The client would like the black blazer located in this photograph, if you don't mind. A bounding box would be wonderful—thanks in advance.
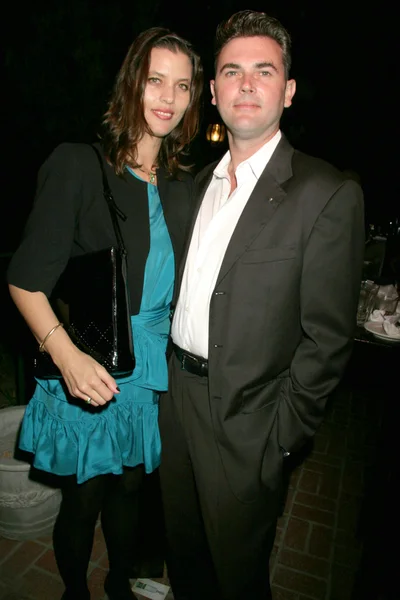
[184,135,365,503]
[8,143,195,315]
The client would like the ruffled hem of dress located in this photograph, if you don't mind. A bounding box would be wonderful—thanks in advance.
[19,396,161,484]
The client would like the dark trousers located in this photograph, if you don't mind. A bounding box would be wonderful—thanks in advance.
[159,355,278,600]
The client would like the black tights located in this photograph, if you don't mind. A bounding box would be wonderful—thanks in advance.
[53,466,144,596]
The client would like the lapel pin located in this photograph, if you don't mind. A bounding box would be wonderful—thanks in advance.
[269,197,274,202]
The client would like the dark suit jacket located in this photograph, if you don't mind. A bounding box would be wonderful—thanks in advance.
[183,135,364,503]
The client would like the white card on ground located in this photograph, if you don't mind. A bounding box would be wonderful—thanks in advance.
[132,578,170,600]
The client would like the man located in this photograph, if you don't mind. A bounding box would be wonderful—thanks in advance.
[159,10,364,600]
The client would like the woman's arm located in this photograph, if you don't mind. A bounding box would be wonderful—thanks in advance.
[9,285,119,406]
[8,144,120,407]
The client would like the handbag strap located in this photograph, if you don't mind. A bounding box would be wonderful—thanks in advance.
[91,144,127,255]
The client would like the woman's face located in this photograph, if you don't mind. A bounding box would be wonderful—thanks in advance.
[143,47,192,138]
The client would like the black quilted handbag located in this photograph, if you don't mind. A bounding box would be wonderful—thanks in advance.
[33,145,135,379]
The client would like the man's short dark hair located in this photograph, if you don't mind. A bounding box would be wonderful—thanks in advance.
[215,10,292,79]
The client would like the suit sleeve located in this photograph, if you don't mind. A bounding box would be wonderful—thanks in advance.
[7,144,82,296]
[278,180,365,452]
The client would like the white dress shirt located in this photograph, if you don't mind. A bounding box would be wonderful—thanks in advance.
[172,130,282,358]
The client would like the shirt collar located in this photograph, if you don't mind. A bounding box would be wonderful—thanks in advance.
[213,150,231,179]
[213,130,282,181]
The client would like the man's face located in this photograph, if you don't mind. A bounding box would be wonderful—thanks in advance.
[211,36,296,144]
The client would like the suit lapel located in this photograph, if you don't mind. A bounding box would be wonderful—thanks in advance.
[176,163,215,287]
[188,163,215,246]
[216,135,294,285]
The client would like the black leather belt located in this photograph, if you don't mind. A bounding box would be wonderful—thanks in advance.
[173,344,208,377]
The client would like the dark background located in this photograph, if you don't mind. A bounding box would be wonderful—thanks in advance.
[2,0,399,253]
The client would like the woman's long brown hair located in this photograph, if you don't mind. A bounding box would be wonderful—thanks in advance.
[101,27,203,177]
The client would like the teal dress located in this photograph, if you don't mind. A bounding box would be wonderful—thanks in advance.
[18,170,174,484]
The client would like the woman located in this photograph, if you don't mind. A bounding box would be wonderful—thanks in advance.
[7,27,203,600]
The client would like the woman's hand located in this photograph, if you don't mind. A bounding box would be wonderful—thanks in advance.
[53,345,119,407]
[8,287,120,408]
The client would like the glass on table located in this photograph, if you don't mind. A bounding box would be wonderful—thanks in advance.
[375,284,399,314]
[357,280,379,325]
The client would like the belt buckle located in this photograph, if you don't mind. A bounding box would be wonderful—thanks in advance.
[181,351,199,374]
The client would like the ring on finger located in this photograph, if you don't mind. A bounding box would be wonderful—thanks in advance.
[84,396,92,405]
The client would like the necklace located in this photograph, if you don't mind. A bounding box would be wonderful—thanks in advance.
[138,166,157,184]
